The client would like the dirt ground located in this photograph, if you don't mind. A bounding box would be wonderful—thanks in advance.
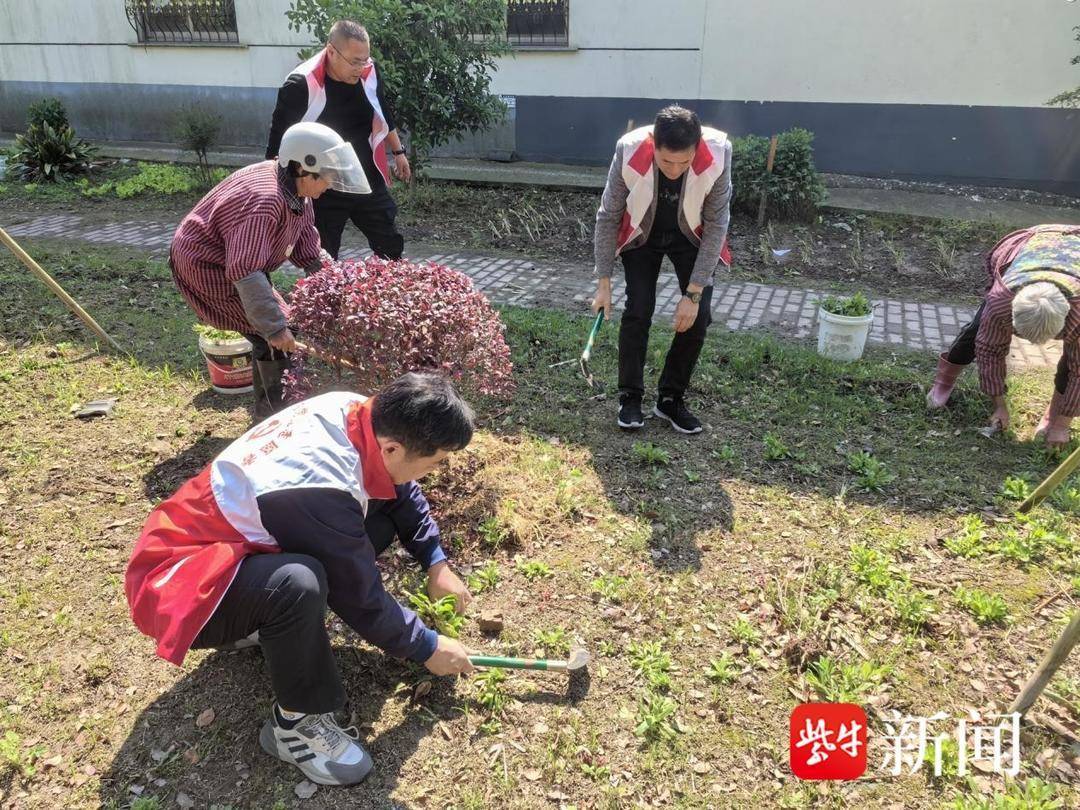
[1,237,1080,808]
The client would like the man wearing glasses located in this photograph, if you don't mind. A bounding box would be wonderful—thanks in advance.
[267,19,410,261]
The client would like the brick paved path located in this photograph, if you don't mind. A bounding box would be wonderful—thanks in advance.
[4,213,1060,368]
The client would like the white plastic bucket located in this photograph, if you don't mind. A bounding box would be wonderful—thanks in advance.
[198,335,254,394]
[817,307,873,361]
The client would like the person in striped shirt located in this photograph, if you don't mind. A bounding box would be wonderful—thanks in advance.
[170,121,369,417]
[926,225,1080,448]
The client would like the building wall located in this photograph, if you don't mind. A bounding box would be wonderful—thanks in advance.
[1,0,1078,192]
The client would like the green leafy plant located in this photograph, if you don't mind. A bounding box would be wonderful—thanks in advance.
[1000,476,1033,502]
[730,616,761,646]
[466,560,499,594]
[805,657,889,703]
[713,444,738,463]
[849,544,892,593]
[945,777,1063,809]
[634,692,679,744]
[286,0,510,168]
[820,292,872,318]
[954,586,1009,626]
[26,96,69,131]
[10,121,96,182]
[473,668,508,721]
[407,591,465,637]
[762,432,790,461]
[944,514,988,559]
[591,573,628,603]
[1052,485,1080,514]
[730,128,826,220]
[515,559,552,580]
[632,441,671,467]
[192,323,244,343]
[706,653,737,685]
[533,626,570,656]
[477,514,510,548]
[886,584,933,630]
[173,105,222,188]
[627,640,672,691]
[992,526,1043,566]
[847,450,895,492]
[0,730,42,778]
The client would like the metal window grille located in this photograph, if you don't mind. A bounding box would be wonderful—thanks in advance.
[506,0,569,47]
[125,0,239,44]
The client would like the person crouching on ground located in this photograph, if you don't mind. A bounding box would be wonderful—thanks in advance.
[169,120,370,418]
[926,225,1080,448]
[125,373,476,786]
[591,105,732,434]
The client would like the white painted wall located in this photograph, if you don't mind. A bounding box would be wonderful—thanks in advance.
[0,0,312,88]
[491,0,1080,108]
[1,0,1077,106]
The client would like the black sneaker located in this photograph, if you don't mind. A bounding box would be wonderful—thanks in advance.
[617,396,645,430]
[653,397,702,434]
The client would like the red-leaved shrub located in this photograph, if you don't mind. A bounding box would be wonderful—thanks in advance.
[284,256,514,401]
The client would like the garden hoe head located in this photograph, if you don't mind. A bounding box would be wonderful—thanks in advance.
[579,311,605,387]
[469,647,591,674]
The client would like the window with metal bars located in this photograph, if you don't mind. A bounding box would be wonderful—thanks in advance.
[506,0,569,47]
[125,0,239,44]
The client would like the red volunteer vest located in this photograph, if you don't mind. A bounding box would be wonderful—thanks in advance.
[125,392,394,664]
[616,125,732,266]
[290,48,392,185]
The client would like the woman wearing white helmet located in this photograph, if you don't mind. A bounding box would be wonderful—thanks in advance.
[169,121,369,417]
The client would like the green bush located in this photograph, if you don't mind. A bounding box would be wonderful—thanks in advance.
[10,122,96,182]
[173,105,222,188]
[26,97,69,131]
[731,127,825,221]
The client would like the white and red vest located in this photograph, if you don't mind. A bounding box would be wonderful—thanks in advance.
[290,48,392,185]
[125,392,395,665]
[617,125,732,265]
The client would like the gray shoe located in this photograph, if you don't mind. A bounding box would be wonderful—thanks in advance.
[259,706,373,786]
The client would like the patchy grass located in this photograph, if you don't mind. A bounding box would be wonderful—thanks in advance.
[0,242,1079,807]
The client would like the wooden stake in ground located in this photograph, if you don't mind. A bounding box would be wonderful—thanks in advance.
[0,225,122,353]
[756,135,780,227]
[1009,610,1080,717]
[1018,442,1080,513]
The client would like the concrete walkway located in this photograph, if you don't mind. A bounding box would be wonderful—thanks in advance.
[2,211,1060,370]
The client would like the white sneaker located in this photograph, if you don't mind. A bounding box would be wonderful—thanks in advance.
[259,705,373,785]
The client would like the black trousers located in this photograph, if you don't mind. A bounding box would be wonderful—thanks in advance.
[314,188,404,260]
[191,512,399,715]
[945,302,1068,394]
[618,234,714,401]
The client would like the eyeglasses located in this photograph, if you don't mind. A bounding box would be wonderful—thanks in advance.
[330,44,372,71]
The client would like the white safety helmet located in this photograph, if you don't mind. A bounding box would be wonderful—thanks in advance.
[277,121,371,195]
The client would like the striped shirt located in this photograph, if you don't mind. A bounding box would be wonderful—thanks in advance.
[169,161,321,334]
[975,225,1080,415]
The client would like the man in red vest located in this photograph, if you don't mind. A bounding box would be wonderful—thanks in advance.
[125,374,475,786]
[592,105,733,435]
[267,19,410,260]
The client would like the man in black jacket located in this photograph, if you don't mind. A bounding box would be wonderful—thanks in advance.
[266,19,411,260]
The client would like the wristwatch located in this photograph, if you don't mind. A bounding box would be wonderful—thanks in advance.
[391,148,407,156]
[685,291,702,304]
